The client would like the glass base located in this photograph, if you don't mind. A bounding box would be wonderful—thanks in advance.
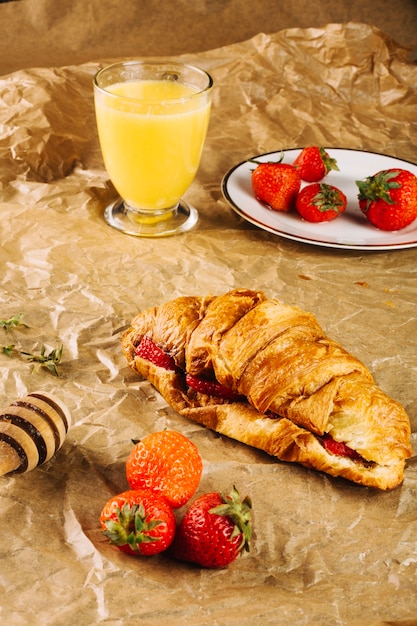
[104,198,198,237]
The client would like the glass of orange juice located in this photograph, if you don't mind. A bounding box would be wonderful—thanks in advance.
[93,60,213,237]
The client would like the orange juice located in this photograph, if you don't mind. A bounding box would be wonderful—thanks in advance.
[94,79,211,210]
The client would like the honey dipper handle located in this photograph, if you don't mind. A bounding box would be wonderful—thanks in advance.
[0,391,71,476]
[0,440,22,476]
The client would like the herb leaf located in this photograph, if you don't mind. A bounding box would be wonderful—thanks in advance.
[2,344,16,357]
[20,344,63,377]
[0,314,29,333]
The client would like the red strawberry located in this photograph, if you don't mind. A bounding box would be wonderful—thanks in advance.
[293,146,339,182]
[135,335,177,371]
[251,158,301,211]
[295,183,347,222]
[356,168,417,231]
[185,373,243,401]
[126,430,203,509]
[100,489,176,556]
[171,486,252,568]
[321,434,363,462]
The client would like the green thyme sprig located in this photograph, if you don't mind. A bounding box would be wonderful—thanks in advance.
[0,313,29,332]
[2,343,63,376]
[20,344,63,377]
[1,313,63,376]
[2,345,15,357]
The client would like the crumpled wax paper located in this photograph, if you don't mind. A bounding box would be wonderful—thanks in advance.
[0,23,416,626]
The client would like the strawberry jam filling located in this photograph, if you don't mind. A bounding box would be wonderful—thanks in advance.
[185,373,244,402]
[135,335,178,371]
[320,433,364,462]
[136,335,370,465]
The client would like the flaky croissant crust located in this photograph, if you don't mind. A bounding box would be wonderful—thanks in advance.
[122,289,412,490]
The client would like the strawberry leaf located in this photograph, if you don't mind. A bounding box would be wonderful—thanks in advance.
[210,485,252,553]
[356,170,402,208]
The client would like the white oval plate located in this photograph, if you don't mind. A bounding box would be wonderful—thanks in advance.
[221,148,417,250]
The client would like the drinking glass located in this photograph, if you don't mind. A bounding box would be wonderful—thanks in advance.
[93,60,213,237]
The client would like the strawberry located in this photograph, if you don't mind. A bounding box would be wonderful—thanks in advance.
[321,434,363,462]
[185,373,243,401]
[295,183,347,222]
[356,168,417,231]
[100,489,176,556]
[126,430,203,509]
[170,486,252,569]
[293,146,339,182]
[135,335,177,371]
[251,158,301,211]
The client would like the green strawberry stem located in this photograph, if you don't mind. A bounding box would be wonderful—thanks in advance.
[209,485,252,553]
[103,502,162,550]
[356,170,402,208]
[312,184,345,213]
[249,151,284,167]
[319,147,339,174]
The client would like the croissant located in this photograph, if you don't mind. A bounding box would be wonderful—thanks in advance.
[122,289,411,490]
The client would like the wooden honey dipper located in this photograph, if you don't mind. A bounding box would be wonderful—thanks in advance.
[0,391,71,476]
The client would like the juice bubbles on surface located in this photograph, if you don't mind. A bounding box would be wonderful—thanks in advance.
[94,79,211,211]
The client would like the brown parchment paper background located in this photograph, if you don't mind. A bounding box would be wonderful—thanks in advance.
[0,23,417,626]
[1,0,417,75]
